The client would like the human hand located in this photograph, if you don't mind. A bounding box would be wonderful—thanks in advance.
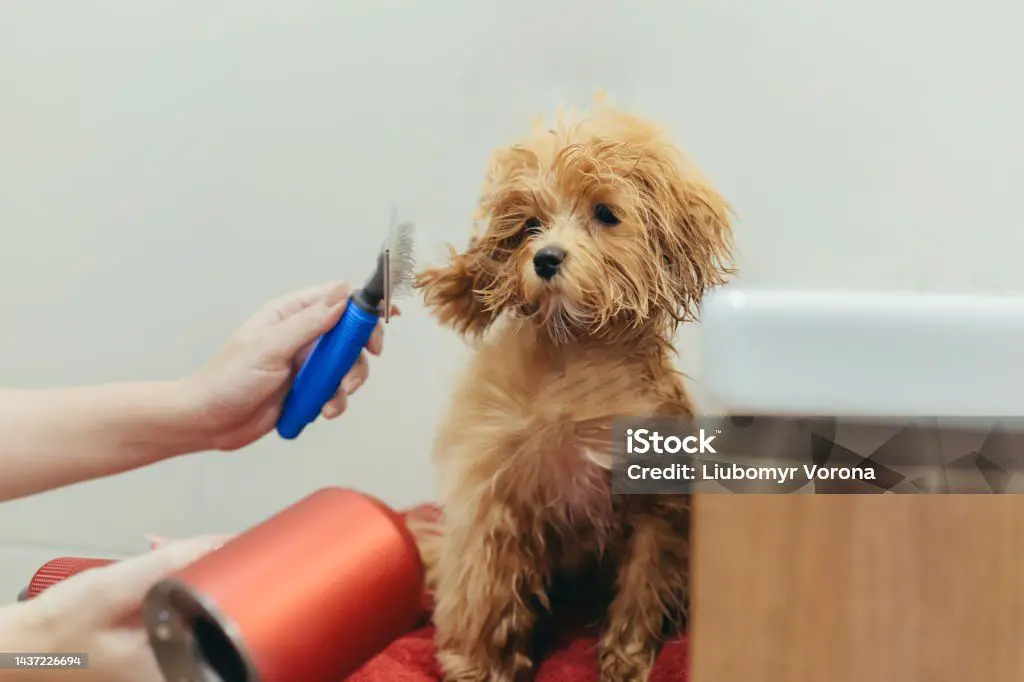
[183,282,399,451]
[2,535,228,682]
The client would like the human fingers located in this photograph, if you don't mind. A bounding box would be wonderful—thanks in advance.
[342,351,370,396]
[146,533,234,551]
[263,285,349,363]
[321,391,348,420]
[295,304,398,366]
[321,352,368,420]
[366,322,384,356]
[366,306,400,356]
[294,342,315,370]
[145,535,170,550]
[247,281,350,329]
[38,535,226,626]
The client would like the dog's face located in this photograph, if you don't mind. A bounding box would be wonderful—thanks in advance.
[417,104,735,344]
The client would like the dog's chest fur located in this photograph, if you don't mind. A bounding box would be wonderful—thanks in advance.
[434,323,687,533]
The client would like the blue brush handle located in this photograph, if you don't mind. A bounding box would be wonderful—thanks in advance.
[276,296,380,439]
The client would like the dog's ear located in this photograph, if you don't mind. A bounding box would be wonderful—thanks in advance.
[634,148,736,324]
[415,143,540,337]
[414,237,499,338]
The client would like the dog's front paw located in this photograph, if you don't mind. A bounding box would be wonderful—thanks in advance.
[597,635,656,682]
[431,514,544,682]
[597,503,691,682]
[435,613,536,682]
[436,649,490,682]
[437,648,533,682]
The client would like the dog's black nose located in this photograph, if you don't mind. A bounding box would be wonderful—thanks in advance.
[533,246,566,280]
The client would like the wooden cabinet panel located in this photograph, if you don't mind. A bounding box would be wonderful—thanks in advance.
[689,496,1024,682]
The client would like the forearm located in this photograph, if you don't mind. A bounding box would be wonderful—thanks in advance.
[0,381,211,502]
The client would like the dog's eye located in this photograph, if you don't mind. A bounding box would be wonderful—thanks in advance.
[594,204,620,226]
[523,217,543,235]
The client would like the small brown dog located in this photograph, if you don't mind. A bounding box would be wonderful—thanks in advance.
[413,96,735,682]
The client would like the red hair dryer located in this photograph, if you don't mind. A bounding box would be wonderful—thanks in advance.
[21,488,427,682]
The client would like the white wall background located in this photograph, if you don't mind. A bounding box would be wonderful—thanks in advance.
[1,0,1021,599]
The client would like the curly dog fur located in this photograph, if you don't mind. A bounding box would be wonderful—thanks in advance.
[411,95,735,682]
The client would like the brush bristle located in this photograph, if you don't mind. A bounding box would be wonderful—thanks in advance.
[387,221,417,298]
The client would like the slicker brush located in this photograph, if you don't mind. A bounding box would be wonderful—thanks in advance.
[276,213,416,440]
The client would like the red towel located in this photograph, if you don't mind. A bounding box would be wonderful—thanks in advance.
[347,623,689,682]
[347,505,689,681]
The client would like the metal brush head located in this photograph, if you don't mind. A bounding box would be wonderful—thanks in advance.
[384,220,416,307]
[360,213,416,323]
